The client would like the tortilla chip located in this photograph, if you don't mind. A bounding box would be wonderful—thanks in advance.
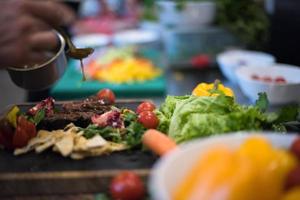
[73,136,88,151]
[35,138,56,153]
[86,135,107,149]
[54,134,74,157]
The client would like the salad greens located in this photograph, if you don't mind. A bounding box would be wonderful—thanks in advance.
[156,93,300,143]
[80,110,146,148]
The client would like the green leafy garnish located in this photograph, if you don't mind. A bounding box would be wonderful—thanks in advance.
[81,125,122,143]
[255,92,269,112]
[80,110,146,148]
[27,109,46,125]
[275,105,299,123]
[125,121,146,148]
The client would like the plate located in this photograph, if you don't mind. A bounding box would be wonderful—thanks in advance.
[0,100,157,197]
[72,34,111,48]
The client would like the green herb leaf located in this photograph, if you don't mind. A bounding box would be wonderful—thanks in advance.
[125,121,146,148]
[33,109,46,125]
[275,105,299,123]
[81,125,122,142]
[255,92,269,112]
[27,109,46,125]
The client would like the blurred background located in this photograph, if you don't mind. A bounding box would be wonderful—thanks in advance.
[1,0,300,109]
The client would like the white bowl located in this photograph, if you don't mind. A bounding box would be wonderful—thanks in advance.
[113,29,160,46]
[217,50,275,84]
[156,1,216,29]
[236,64,300,104]
[149,132,298,200]
[72,34,111,48]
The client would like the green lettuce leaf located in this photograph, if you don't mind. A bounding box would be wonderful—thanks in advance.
[158,95,267,143]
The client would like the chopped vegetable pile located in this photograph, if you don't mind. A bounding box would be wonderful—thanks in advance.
[85,47,161,84]
[156,82,300,143]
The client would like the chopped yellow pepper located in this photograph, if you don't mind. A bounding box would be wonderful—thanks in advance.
[192,80,234,97]
[6,106,20,128]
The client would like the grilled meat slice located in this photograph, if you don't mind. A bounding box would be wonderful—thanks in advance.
[38,100,112,130]
[62,99,111,114]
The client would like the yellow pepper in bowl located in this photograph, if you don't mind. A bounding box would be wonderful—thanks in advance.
[192,80,234,97]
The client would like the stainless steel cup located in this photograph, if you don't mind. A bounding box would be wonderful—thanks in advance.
[7,32,67,91]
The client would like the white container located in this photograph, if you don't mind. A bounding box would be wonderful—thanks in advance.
[156,1,216,29]
[217,50,275,84]
[72,34,111,48]
[236,64,300,104]
[149,132,298,200]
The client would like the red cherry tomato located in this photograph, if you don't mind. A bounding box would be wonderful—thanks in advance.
[251,74,260,80]
[110,171,145,200]
[275,76,287,84]
[262,76,273,83]
[191,54,211,69]
[97,89,116,104]
[13,126,30,148]
[138,111,159,129]
[12,116,37,148]
[136,101,156,114]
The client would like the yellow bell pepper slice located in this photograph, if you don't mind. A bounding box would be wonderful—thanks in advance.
[6,106,20,128]
[192,80,234,97]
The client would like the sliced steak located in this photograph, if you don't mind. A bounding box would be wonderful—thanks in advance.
[38,100,112,130]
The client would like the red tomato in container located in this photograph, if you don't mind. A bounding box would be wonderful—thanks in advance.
[110,171,145,200]
[138,111,159,129]
[97,89,116,104]
[136,101,156,114]
[275,76,287,84]
[262,76,273,83]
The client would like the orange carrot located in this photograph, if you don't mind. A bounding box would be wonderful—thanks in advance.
[142,129,177,156]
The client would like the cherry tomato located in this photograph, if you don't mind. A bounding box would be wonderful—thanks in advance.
[13,126,30,148]
[97,89,116,104]
[136,101,156,114]
[138,111,159,129]
[17,116,37,138]
[110,171,145,200]
[191,54,210,68]
[285,165,300,190]
[262,76,273,83]
[275,76,287,84]
[290,137,300,160]
[12,116,36,148]
[251,74,260,80]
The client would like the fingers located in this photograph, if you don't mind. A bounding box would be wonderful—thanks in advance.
[17,15,51,33]
[27,52,53,68]
[21,0,75,27]
[28,31,59,51]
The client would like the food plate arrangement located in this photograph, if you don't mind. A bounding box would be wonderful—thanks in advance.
[0,89,159,196]
[1,82,300,198]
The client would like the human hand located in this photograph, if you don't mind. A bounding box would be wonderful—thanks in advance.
[0,0,75,68]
